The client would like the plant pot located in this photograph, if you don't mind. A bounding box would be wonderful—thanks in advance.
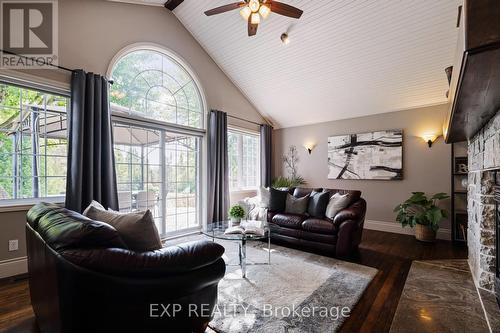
[230,217,241,225]
[415,224,436,242]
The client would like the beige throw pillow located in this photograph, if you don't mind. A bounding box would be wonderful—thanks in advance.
[84,206,162,252]
[82,200,105,215]
[325,193,351,219]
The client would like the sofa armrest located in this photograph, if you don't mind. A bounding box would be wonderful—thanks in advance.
[333,198,366,227]
[60,240,225,277]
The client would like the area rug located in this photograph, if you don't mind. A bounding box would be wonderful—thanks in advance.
[208,241,378,333]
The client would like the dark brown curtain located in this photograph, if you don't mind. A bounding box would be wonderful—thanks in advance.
[65,70,118,213]
[260,124,273,188]
[207,110,229,223]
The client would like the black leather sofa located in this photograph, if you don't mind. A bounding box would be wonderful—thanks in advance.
[267,187,366,257]
[26,203,225,333]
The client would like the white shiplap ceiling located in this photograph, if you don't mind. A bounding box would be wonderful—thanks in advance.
[111,0,461,128]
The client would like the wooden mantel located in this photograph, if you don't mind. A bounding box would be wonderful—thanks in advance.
[444,0,500,143]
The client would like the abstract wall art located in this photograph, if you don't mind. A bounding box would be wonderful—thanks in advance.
[328,130,403,180]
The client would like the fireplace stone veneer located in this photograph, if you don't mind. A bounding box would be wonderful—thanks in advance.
[467,110,500,293]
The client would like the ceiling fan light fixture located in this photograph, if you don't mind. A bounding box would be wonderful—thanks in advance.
[259,5,271,19]
[240,6,252,20]
[251,12,261,25]
[249,0,260,12]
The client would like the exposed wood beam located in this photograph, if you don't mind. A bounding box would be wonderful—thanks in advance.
[164,0,184,11]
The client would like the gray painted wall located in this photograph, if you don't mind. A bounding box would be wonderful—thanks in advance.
[273,104,452,229]
[0,0,265,266]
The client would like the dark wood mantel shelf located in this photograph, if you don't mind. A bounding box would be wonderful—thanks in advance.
[444,0,500,143]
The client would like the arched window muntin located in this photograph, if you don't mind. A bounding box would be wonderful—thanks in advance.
[108,44,206,130]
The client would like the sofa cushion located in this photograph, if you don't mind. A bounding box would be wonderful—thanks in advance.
[302,219,336,235]
[293,187,323,198]
[272,213,306,229]
[27,202,64,229]
[307,191,330,218]
[84,206,162,252]
[37,207,127,251]
[269,188,288,212]
[285,194,309,215]
[61,240,225,277]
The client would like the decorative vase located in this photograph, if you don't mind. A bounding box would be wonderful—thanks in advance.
[230,217,241,225]
[415,224,436,242]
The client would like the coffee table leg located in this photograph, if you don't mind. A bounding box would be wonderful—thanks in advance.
[268,232,271,264]
[239,238,247,278]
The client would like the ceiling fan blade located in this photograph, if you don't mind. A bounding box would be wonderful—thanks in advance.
[270,1,303,19]
[248,16,258,36]
[204,2,245,16]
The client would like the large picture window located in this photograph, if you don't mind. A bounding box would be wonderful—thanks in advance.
[0,82,68,204]
[228,129,260,191]
[109,46,204,236]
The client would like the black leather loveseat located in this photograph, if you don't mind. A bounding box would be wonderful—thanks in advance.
[26,203,225,333]
[268,187,366,257]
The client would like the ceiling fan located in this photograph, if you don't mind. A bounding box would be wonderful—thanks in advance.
[204,0,303,37]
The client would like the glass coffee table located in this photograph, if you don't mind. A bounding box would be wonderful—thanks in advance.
[202,220,271,278]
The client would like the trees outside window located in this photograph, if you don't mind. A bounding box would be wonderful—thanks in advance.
[0,83,68,203]
[228,129,260,191]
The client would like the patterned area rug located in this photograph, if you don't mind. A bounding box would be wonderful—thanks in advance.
[208,240,377,333]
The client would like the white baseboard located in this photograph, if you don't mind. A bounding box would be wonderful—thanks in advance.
[0,257,27,279]
[364,220,451,241]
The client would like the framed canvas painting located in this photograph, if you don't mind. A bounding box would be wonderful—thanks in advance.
[328,129,403,180]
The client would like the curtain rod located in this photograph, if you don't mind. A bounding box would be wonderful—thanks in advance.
[0,49,113,84]
[227,114,263,126]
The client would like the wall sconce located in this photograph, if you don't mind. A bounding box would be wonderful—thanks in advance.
[303,143,316,154]
[421,133,439,148]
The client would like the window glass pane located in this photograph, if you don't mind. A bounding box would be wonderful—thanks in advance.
[113,122,200,236]
[164,133,200,233]
[110,49,203,129]
[227,129,260,191]
[0,83,68,202]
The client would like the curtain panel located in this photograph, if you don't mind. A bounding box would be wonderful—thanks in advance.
[207,110,229,224]
[65,70,118,213]
[260,124,273,188]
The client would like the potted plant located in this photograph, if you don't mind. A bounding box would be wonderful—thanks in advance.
[394,192,449,242]
[229,205,246,225]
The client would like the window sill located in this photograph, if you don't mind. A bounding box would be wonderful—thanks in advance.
[0,197,64,213]
[230,189,259,194]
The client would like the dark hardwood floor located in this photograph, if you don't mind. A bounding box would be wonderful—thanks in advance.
[0,230,467,333]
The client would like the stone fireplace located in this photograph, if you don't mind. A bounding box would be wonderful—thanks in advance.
[467,110,499,295]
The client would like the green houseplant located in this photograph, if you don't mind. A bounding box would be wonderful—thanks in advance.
[272,176,306,188]
[394,192,449,242]
[229,205,245,225]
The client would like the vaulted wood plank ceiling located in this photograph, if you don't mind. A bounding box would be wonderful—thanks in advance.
[110,0,461,128]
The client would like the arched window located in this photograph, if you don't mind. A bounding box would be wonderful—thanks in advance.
[109,47,204,129]
[108,45,204,236]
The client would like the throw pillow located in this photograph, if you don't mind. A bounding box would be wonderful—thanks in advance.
[325,193,351,219]
[307,191,330,218]
[269,188,288,212]
[84,206,162,252]
[285,194,309,215]
[82,200,105,215]
[258,187,271,208]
